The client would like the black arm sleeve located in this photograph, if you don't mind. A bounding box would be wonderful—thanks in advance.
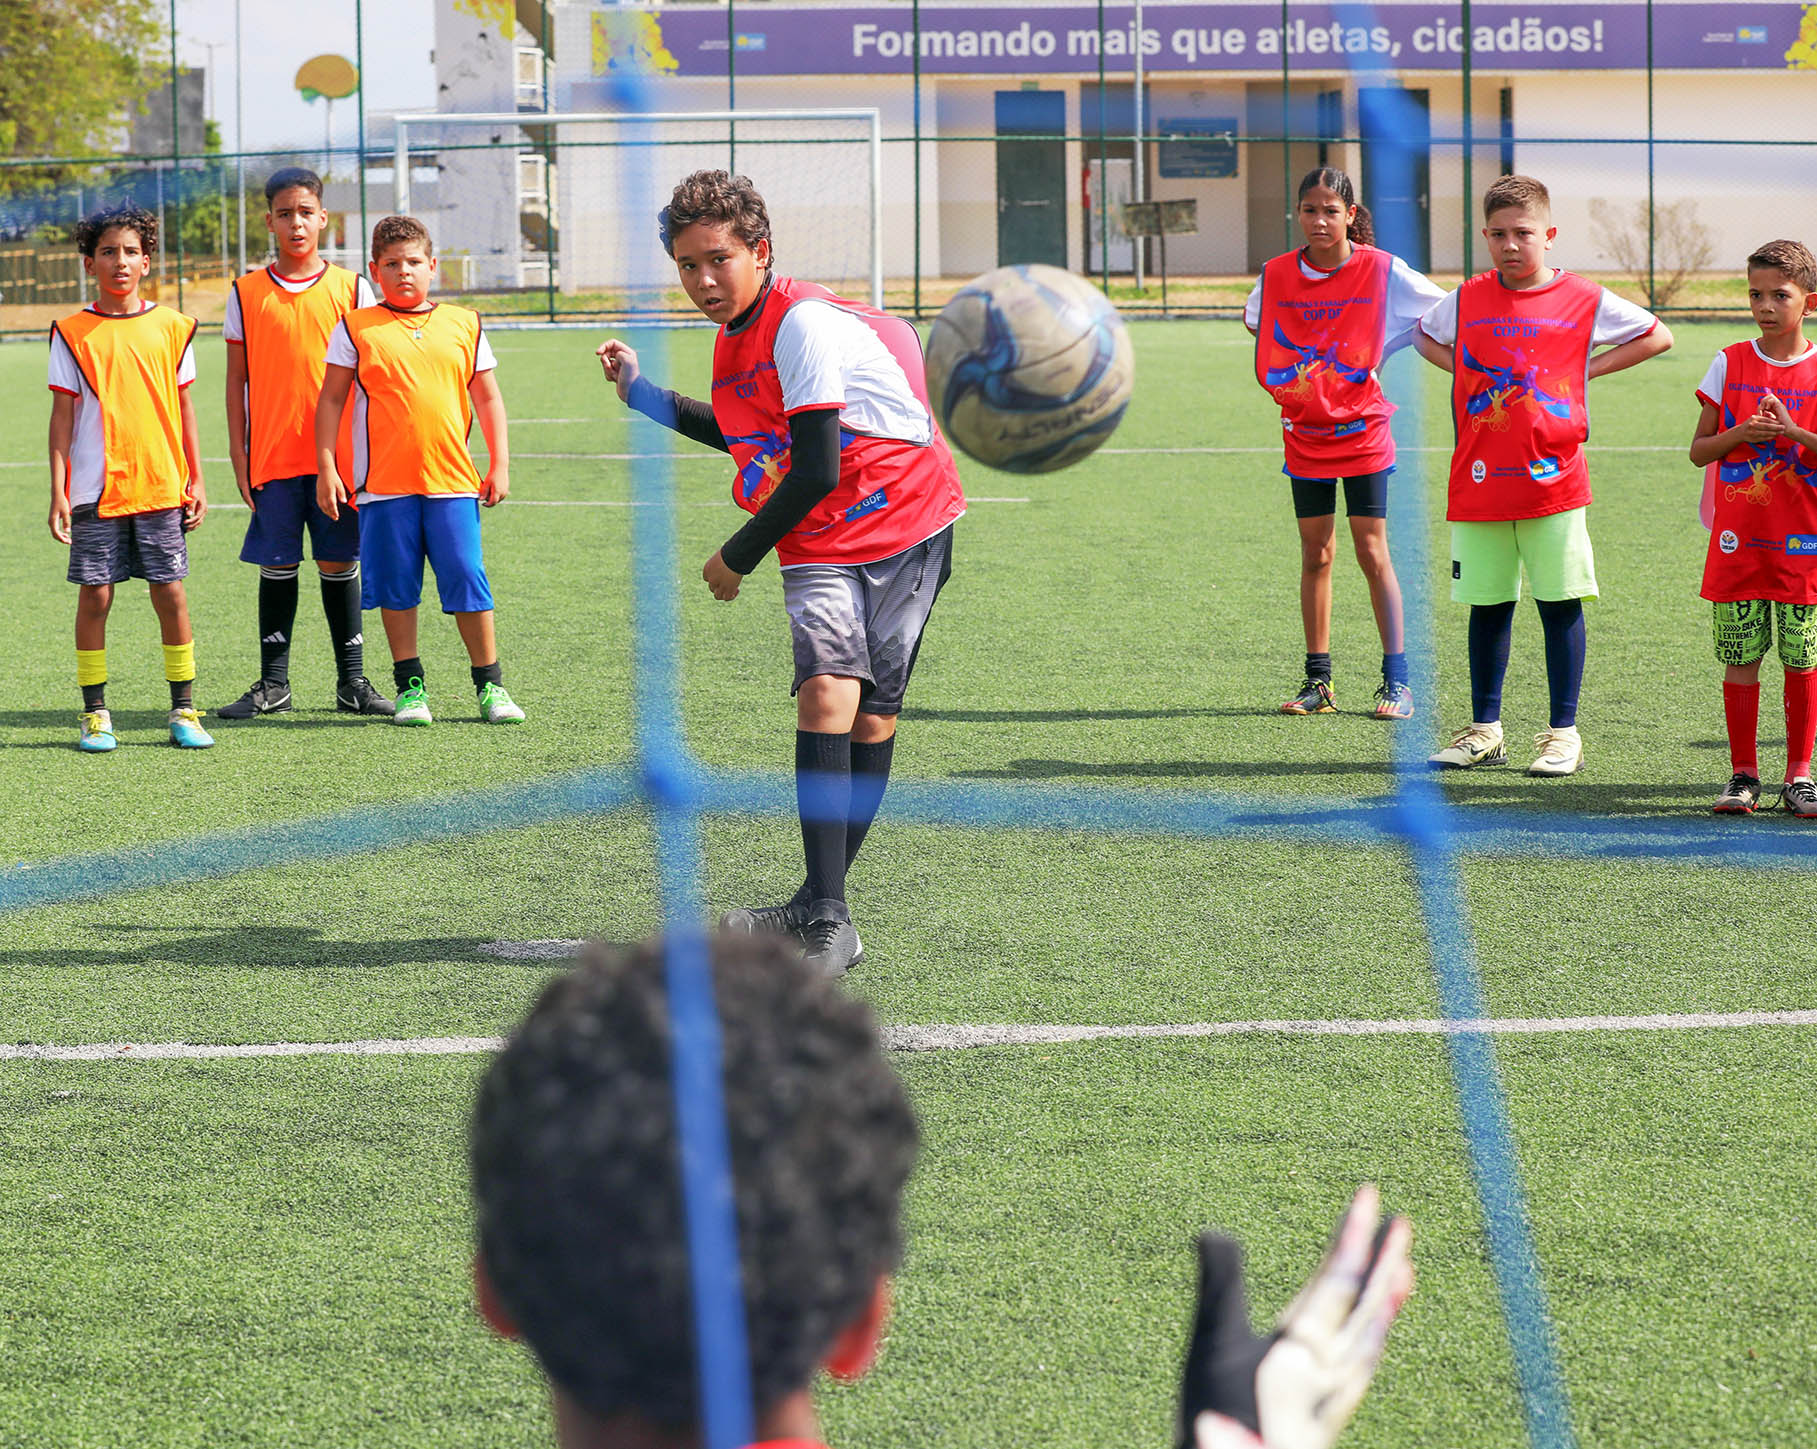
[718,406,843,575]
[625,373,729,453]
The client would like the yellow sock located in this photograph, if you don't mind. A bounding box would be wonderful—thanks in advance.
[76,648,107,687]
[163,641,196,683]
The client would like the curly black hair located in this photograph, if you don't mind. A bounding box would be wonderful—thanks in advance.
[470,932,918,1430]
[75,203,158,258]
[659,169,774,267]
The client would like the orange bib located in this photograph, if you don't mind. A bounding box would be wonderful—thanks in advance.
[342,303,483,497]
[235,264,360,484]
[52,305,196,517]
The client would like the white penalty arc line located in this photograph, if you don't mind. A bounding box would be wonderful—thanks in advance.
[4,1008,1814,1064]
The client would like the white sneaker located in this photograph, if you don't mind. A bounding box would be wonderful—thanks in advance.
[1428,721,1507,769]
[1528,726,1583,777]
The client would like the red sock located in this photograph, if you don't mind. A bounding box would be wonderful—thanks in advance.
[1784,669,1817,781]
[1724,681,1760,777]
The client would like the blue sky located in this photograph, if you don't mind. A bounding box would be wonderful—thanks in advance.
[170,0,438,152]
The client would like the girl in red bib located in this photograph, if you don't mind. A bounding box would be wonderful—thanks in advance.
[1246,167,1444,720]
[1690,240,1817,816]
[596,172,965,978]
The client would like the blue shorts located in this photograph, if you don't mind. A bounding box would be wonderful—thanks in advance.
[239,475,361,566]
[357,495,494,613]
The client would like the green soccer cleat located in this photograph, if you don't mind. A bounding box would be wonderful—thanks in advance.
[78,709,117,753]
[393,678,433,726]
[168,707,215,749]
[1280,677,1337,715]
[478,681,524,724]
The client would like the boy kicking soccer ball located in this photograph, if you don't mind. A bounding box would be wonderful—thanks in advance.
[219,167,390,720]
[1690,240,1817,817]
[314,215,523,727]
[1416,175,1672,777]
[596,171,966,977]
[48,203,212,752]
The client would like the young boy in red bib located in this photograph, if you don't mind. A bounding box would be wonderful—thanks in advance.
[1690,240,1817,816]
[1246,166,1444,720]
[1416,175,1672,777]
[596,171,966,978]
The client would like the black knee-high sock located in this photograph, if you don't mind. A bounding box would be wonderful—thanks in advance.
[797,730,852,916]
[320,565,365,683]
[258,565,300,684]
[1535,598,1586,729]
[1467,601,1517,722]
[845,735,896,868]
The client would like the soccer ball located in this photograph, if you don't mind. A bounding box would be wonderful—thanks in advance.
[925,263,1134,474]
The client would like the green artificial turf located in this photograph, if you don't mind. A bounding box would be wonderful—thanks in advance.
[0,317,1812,1448]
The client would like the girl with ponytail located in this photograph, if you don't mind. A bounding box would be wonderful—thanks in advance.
[1245,166,1442,719]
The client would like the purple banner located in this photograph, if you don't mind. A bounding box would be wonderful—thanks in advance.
[602,4,1817,76]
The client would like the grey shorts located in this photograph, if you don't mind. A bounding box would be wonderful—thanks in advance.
[67,504,189,586]
[781,524,954,716]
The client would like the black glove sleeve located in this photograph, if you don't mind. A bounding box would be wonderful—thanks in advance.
[625,373,730,453]
[718,406,843,576]
[1176,1232,1279,1448]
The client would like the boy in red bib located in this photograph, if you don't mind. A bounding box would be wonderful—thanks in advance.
[1690,240,1817,816]
[1246,166,1444,719]
[597,171,965,978]
[1416,175,1671,777]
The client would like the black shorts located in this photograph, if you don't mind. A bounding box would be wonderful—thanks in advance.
[1289,469,1392,520]
[67,504,189,586]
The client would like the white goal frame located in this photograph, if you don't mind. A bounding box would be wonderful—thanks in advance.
[391,108,885,308]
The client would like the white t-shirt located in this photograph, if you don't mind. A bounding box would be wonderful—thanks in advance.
[324,311,498,502]
[48,303,197,509]
[772,299,931,444]
[1417,273,1658,348]
[1244,251,1445,355]
[222,265,376,342]
[1696,339,1817,408]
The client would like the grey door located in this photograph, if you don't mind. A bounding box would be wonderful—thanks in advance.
[995,90,1067,268]
[1359,87,1432,271]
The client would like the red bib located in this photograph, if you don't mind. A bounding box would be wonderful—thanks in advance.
[1447,270,1600,522]
[1700,341,1817,603]
[1254,246,1395,477]
[712,276,965,567]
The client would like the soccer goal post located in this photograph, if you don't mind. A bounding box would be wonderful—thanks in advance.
[389,109,884,313]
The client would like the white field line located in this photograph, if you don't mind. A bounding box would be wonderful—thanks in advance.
[7,1008,1813,1064]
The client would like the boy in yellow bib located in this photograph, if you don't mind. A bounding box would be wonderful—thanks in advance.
[315,215,522,726]
[47,204,211,752]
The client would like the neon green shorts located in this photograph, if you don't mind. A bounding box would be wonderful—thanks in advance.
[1712,600,1817,669]
[1449,508,1598,605]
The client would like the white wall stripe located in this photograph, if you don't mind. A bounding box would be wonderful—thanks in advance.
[3,1009,1811,1064]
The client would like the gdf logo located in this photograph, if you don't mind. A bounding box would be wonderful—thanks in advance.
[1719,529,1740,555]
[1471,459,1486,483]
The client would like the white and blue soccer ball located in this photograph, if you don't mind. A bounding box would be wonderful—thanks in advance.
[925,263,1134,474]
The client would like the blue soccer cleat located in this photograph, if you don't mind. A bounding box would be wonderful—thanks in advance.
[78,709,117,753]
[168,707,215,749]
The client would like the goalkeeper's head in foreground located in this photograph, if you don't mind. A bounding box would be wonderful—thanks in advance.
[468,933,1412,1449]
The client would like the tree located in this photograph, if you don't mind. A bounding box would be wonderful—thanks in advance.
[0,1,165,161]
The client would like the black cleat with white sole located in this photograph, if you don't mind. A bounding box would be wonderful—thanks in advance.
[800,910,864,979]
[337,676,396,715]
[216,679,293,719]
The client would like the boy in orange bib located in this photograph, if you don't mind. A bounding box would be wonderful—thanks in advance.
[220,166,389,721]
[47,204,211,752]
[1690,240,1817,817]
[314,215,522,728]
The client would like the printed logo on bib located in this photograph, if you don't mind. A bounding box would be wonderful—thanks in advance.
[1719,529,1741,555]
[1282,419,1295,433]
[1787,534,1817,555]
[1528,456,1562,482]
[1332,419,1367,438]
[845,488,889,522]
[1470,459,1487,484]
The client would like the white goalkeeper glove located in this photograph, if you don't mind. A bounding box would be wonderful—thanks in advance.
[1179,1184,1415,1449]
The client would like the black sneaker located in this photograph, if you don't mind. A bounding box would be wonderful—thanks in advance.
[1781,777,1817,819]
[1712,772,1762,815]
[1280,677,1337,714]
[336,676,396,716]
[800,915,864,979]
[719,898,812,938]
[215,679,293,720]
